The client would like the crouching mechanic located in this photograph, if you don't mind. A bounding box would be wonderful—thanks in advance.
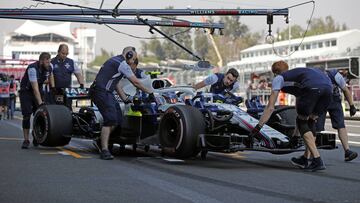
[193,68,240,94]
[19,52,54,149]
[89,47,155,160]
[250,61,332,172]
[316,69,358,161]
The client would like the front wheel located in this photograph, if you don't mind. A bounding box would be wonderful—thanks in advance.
[159,105,205,159]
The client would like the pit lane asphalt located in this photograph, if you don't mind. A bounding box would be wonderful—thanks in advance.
[0,115,359,203]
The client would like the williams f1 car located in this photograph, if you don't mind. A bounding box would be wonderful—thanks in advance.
[32,68,336,159]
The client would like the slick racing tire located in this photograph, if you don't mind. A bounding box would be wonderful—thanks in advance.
[33,105,72,147]
[159,105,205,159]
[272,105,297,137]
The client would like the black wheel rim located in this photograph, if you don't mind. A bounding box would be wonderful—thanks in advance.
[34,114,47,143]
[160,113,182,148]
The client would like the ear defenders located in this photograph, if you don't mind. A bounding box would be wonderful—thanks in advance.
[126,50,134,60]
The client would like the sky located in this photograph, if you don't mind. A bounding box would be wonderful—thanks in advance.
[0,0,359,56]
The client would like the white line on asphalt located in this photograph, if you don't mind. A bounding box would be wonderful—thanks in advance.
[336,140,360,145]
[325,123,360,128]
[322,131,360,137]
[347,133,360,137]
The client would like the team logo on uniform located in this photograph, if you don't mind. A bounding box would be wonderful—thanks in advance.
[65,63,71,70]
[54,64,58,69]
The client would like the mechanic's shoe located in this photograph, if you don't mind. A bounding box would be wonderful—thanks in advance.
[100,149,114,160]
[21,140,30,149]
[345,150,358,162]
[305,157,326,172]
[291,155,309,169]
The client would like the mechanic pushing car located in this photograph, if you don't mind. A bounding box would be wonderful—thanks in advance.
[316,69,358,161]
[19,52,55,149]
[89,46,155,160]
[251,60,332,172]
[193,68,240,94]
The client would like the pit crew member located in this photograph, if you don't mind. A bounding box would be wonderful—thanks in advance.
[251,61,332,172]
[193,68,240,94]
[316,69,358,161]
[19,52,54,149]
[89,47,155,160]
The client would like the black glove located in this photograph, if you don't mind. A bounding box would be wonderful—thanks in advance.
[148,92,157,103]
[350,105,357,117]
[79,84,84,89]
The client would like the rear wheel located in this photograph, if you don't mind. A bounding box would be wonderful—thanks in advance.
[33,105,72,147]
[159,105,205,159]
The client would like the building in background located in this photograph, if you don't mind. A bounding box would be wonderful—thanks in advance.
[226,29,360,103]
[72,27,96,69]
[1,20,96,80]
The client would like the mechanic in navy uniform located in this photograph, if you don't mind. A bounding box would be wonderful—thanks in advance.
[251,61,332,172]
[19,52,54,149]
[52,44,84,88]
[193,68,240,94]
[90,46,155,160]
[316,69,358,161]
[50,44,84,105]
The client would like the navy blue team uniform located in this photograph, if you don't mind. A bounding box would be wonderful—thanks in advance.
[90,55,132,127]
[274,68,333,117]
[51,57,77,88]
[253,63,333,171]
[19,62,52,128]
[210,73,236,94]
[316,70,345,131]
[49,57,79,106]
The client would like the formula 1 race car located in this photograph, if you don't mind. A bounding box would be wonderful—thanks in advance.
[32,68,336,159]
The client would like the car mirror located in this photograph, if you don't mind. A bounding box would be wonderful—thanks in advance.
[184,60,213,71]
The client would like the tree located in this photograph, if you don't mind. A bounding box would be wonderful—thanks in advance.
[140,40,148,57]
[205,14,260,63]
[147,39,166,60]
[194,29,210,60]
[138,6,194,60]
[277,25,305,40]
[160,23,194,59]
[220,15,249,40]
[277,16,347,40]
[307,15,343,36]
[89,48,113,67]
[139,6,263,64]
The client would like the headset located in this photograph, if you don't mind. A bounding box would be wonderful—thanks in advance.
[126,50,134,60]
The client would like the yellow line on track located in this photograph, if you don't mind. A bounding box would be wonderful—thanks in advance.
[56,147,84,159]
